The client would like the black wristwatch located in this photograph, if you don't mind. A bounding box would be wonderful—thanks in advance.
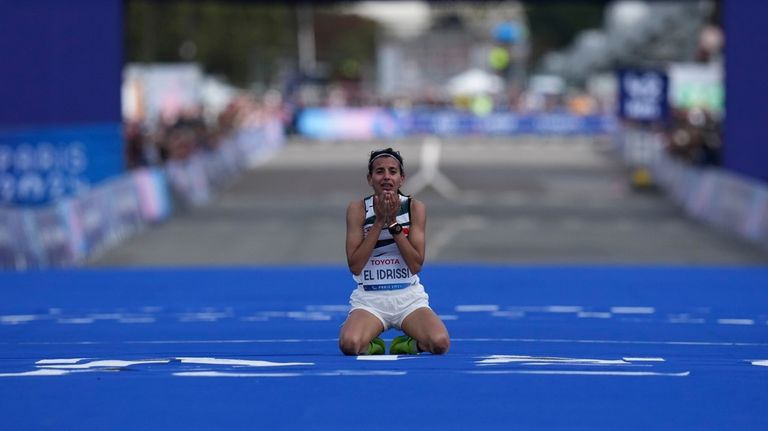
[388,222,403,235]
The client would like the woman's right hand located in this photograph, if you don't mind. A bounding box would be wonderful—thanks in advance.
[373,191,395,227]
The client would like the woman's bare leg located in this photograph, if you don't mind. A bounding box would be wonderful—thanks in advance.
[400,307,450,354]
[338,309,385,355]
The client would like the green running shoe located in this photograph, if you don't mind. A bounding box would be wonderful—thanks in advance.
[367,337,385,355]
[389,335,419,355]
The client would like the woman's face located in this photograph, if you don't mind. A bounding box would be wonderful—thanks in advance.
[367,156,404,194]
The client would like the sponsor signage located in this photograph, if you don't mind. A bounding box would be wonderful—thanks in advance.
[618,69,669,122]
[298,108,616,140]
[0,124,123,206]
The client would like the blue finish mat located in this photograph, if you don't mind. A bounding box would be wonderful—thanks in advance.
[1,266,767,430]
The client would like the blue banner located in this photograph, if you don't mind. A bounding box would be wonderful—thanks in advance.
[297,108,616,140]
[0,123,124,206]
[618,68,669,122]
[297,108,404,140]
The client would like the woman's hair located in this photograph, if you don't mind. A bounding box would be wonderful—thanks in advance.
[368,148,405,176]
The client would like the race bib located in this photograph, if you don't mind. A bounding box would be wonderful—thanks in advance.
[360,256,416,291]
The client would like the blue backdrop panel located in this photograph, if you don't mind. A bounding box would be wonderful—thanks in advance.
[0,0,122,125]
[724,1,768,183]
[0,123,123,205]
[0,0,124,206]
[0,265,767,430]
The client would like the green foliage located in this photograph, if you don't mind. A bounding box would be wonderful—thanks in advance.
[125,1,293,86]
[124,1,380,87]
[313,9,378,78]
[525,2,605,66]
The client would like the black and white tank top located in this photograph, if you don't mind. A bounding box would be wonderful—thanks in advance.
[353,193,420,291]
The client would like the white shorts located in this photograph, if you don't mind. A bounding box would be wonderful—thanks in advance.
[348,283,430,331]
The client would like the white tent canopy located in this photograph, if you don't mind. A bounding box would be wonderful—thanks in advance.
[445,68,504,96]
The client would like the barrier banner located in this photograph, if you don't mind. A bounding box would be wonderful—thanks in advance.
[652,153,768,245]
[0,120,284,269]
[0,209,27,269]
[27,202,81,267]
[743,189,768,246]
[700,173,766,241]
[297,108,616,140]
[166,156,213,207]
[133,168,172,223]
[99,176,144,251]
[297,108,403,140]
[203,145,242,189]
[74,187,111,257]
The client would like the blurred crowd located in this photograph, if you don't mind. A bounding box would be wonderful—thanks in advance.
[124,75,722,172]
[286,78,611,116]
[664,107,721,167]
[124,93,285,169]
[660,19,723,168]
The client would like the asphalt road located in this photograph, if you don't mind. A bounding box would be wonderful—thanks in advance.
[90,135,768,267]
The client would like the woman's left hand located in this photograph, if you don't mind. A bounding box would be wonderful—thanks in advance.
[382,191,399,225]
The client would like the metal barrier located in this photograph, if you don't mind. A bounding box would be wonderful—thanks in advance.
[0,121,284,270]
[616,127,768,249]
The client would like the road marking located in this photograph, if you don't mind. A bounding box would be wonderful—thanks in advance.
[455,305,499,312]
[476,355,629,366]
[406,137,459,199]
[174,371,301,377]
[611,307,655,314]
[38,359,170,369]
[466,370,690,377]
[357,355,415,361]
[450,338,768,347]
[545,306,583,313]
[57,318,95,324]
[0,369,70,377]
[717,319,755,326]
[0,315,39,325]
[667,315,706,324]
[9,337,768,347]
[119,317,156,324]
[577,312,612,319]
[36,358,89,364]
[492,311,525,318]
[177,357,313,367]
[430,215,487,259]
[315,370,407,376]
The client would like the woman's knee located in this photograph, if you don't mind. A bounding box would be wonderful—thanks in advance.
[428,333,450,355]
[338,333,366,355]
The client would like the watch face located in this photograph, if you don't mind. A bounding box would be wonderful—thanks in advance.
[389,223,402,234]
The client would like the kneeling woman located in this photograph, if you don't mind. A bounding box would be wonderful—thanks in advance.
[339,148,450,355]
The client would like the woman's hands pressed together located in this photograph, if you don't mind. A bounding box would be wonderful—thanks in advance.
[373,190,399,227]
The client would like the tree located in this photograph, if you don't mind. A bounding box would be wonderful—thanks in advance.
[124,1,293,86]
